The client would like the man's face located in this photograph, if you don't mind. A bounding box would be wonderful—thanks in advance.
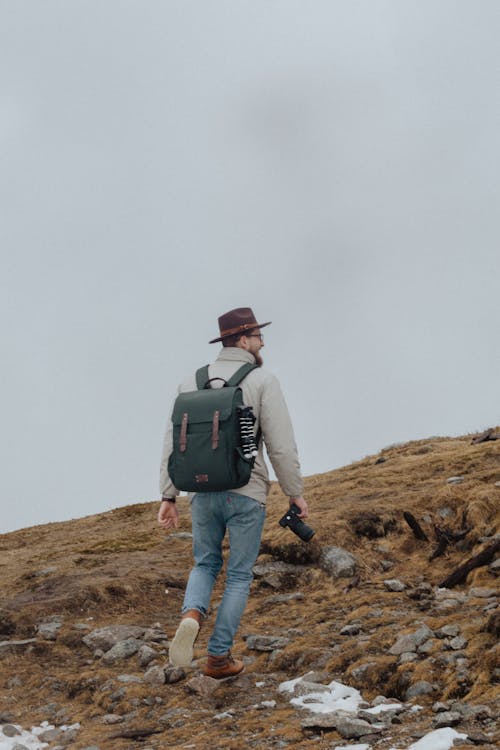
[240,328,264,365]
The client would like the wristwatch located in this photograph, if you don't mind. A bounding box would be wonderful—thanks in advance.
[161,497,176,504]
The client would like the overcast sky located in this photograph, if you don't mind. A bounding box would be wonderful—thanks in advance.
[1,1,499,534]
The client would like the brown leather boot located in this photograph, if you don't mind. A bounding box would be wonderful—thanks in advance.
[203,651,244,679]
[168,610,203,667]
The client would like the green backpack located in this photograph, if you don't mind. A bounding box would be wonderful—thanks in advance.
[168,363,261,492]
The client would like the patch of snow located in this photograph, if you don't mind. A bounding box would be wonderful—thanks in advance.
[390,727,468,750]
[335,745,370,750]
[280,677,364,714]
[0,722,79,750]
[364,703,404,715]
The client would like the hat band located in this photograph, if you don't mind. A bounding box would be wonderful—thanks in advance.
[219,322,258,338]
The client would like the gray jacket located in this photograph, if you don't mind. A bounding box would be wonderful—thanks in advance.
[159,347,303,504]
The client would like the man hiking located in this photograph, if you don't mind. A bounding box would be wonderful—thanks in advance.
[158,307,307,679]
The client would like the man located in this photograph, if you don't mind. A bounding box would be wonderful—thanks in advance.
[158,307,307,679]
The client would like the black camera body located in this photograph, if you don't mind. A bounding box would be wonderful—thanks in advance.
[279,503,315,542]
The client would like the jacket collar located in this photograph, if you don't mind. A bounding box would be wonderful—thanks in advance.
[215,347,255,365]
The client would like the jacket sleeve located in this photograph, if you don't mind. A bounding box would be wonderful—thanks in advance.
[258,374,303,498]
[159,396,180,498]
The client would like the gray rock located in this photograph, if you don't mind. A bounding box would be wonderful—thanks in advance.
[320,546,357,578]
[38,728,63,742]
[102,638,142,664]
[246,634,291,651]
[417,639,437,654]
[384,579,406,592]
[350,662,377,680]
[292,681,331,697]
[37,621,62,641]
[2,725,21,737]
[447,476,464,484]
[405,681,436,699]
[102,714,124,724]
[137,644,157,667]
[432,711,462,727]
[144,665,166,685]
[436,624,460,638]
[253,561,306,589]
[185,675,221,697]
[164,666,185,684]
[469,587,497,598]
[12,744,30,750]
[389,624,434,655]
[489,558,500,575]
[83,625,146,651]
[335,716,382,738]
[433,701,451,713]
[399,652,418,664]
[449,636,468,651]
[380,560,394,571]
[340,624,361,636]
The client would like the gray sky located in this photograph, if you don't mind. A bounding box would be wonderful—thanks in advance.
[1,1,499,533]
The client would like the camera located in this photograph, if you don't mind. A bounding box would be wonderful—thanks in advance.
[279,503,315,542]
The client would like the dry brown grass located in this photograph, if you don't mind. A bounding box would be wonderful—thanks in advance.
[0,432,498,748]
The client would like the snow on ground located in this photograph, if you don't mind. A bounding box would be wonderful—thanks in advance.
[279,676,469,750]
[393,728,468,750]
[279,676,401,716]
[0,722,79,750]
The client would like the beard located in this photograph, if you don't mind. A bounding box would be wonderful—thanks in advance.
[253,351,264,367]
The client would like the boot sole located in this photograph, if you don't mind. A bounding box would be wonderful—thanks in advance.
[169,618,200,667]
[203,665,245,681]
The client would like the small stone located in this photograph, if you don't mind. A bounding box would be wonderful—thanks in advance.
[2,725,21,737]
[340,624,361,636]
[102,638,142,664]
[405,681,436,699]
[380,560,393,571]
[320,546,357,578]
[12,744,30,750]
[489,558,500,576]
[83,625,146,652]
[138,645,157,667]
[102,714,124,724]
[117,674,142,683]
[436,624,460,638]
[292,681,331,697]
[432,710,462,727]
[38,728,62,742]
[469,587,497,598]
[447,476,464,484]
[185,675,220,697]
[37,621,62,641]
[433,701,451,713]
[384,579,406,592]
[399,652,418,664]
[144,665,166,685]
[389,624,434,655]
[164,666,185,684]
[245,634,291,651]
[449,636,468,650]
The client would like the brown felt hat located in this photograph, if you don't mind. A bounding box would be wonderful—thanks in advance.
[209,307,272,344]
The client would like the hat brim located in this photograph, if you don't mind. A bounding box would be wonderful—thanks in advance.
[209,320,272,344]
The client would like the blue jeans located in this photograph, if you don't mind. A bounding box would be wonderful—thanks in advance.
[182,491,265,656]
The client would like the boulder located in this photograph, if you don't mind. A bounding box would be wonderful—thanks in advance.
[320,546,357,578]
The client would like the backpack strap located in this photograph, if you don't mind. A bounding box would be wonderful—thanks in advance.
[226,363,259,387]
[196,365,210,390]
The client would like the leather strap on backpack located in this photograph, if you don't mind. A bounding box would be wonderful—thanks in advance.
[196,363,258,390]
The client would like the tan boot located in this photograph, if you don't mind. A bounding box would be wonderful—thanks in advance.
[203,651,244,680]
[169,610,203,667]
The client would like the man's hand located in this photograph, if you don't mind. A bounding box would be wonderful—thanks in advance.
[158,500,179,530]
[289,496,308,518]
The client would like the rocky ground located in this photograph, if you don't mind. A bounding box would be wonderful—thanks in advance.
[0,432,498,749]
